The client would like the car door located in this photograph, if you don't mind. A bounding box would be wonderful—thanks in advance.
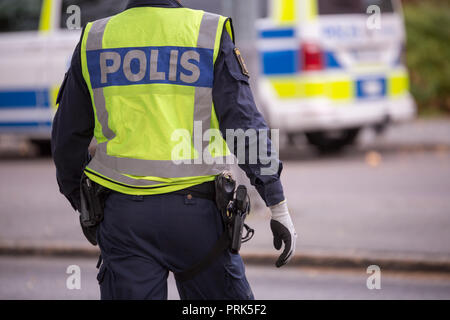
[0,0,52,135]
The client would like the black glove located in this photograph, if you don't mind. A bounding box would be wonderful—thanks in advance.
[270,200,297,268]
[79,216,98,246]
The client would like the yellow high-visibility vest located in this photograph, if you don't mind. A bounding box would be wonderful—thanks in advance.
[80,7,234,195]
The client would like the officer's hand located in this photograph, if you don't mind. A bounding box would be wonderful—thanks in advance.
[269,200,297,267]
[79,216,98,246]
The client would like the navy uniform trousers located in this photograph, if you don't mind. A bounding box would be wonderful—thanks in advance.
[96,191,254,300]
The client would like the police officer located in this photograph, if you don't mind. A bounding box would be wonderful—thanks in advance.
[52,0,297,300]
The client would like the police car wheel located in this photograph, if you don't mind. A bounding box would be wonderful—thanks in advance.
[30,139,52,156]
[305,128,360,153]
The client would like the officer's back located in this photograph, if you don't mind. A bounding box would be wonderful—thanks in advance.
[52,0,297,300]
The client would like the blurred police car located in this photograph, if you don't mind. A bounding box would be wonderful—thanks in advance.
[257,0,416,151]
[0,0,124,153]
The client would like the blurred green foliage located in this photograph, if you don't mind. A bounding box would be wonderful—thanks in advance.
[0,0,42,32]
[403,0,450,116]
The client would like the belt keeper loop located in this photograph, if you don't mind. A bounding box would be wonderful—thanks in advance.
[132,195,144,202]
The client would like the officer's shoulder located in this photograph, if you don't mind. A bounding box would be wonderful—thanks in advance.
[220,33,250,80]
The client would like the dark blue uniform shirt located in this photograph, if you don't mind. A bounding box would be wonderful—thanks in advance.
[51,0,285,210]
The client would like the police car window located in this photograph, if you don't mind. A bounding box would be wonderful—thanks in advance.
[0,0,43,33]
[259,0,269,18]
[60,0,126,30]
[318,0,394,15]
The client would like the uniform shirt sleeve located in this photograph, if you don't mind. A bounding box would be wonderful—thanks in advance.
[212,29,285,207]
[51,29,94,211]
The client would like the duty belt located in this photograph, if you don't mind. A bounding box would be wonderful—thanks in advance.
[172,181,216,201]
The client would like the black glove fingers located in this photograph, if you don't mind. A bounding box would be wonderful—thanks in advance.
[273,235,282,250]
[276,235,292,267]
[271,219,293,268]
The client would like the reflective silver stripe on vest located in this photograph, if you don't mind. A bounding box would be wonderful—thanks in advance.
[86,12,231,183]
[88,18,116,142]
[86,17,110,51]
[194,12,219,164]
[197,12,220,49]
[92,142,231,178]
[88,156,161,186]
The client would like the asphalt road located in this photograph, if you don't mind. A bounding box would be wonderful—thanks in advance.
[0,119,450,300]
[1,256,449,300]
[1,120,449,262]
[251,136,450,259]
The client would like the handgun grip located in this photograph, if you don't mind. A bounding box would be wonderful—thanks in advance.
[235,185,247,212]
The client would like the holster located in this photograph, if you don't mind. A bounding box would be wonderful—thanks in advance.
[214,172,253,253]
[79,174,110,228]
[228,185,252,254]
[214,171,236,223]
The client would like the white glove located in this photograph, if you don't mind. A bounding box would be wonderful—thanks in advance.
[270,199,297,267]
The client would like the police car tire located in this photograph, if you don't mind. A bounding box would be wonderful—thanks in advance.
[305,128,360,153]
[30,139,52,156]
